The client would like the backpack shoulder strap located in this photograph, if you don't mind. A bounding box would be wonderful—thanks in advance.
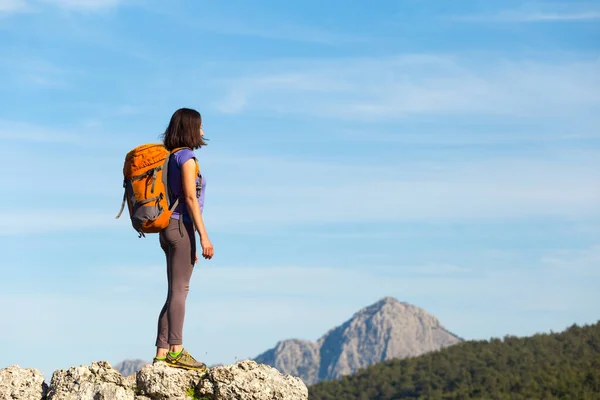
[115,180,127,219]
[164,146,192,209]
[170,146,191,154]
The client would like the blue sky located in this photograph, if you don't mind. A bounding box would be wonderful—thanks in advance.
[1,0,599,380]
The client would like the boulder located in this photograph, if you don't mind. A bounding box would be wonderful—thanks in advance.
[46,361,135,400]
[0,365,47,400]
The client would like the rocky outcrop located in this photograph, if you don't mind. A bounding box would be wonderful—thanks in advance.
[255,296,463,384]
[135,361,204,400]
[0,365,47,400]
[205,360,307,400]
[0,360,307,400]
[47,361,134,400]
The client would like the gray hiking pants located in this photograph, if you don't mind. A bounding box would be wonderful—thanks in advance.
[155,218,196,348]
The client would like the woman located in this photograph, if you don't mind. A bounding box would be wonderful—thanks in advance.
[153,107,214,371]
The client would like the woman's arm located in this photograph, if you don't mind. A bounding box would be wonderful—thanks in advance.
[181,158,214,260]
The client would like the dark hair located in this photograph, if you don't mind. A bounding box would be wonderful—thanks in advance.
[161,108,207,150]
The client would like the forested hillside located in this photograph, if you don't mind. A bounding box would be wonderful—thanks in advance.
[309,322,600,400]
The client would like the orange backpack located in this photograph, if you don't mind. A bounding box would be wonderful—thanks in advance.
[115,144,199,237]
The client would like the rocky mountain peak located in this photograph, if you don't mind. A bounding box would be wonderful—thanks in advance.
[255,296,462,385]
[359,296,441,322]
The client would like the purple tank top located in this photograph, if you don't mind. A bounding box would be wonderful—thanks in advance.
[167,148,206,221]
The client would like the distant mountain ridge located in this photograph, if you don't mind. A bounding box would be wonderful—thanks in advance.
[113,359,148,377]
[254,296,462,385]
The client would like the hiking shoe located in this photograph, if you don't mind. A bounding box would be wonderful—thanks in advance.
[152,357,167,365]
[165,349,207,372]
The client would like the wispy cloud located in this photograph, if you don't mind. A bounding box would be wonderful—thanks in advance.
[8,147,599,236]
[0,0,27,13]
[457,11,600,22]
[0,211,121,235]
[0,119,140,150]
[213,54,600,120]
[0,57,72,87]
[541,245,600,278]
[4,129,600,235]
[327,129,600,146]
[0,0,124,14]
[0,121,83,143]
[202,19,365,45]
[200,153,600,231]
[38,0,123,12]
[142,3,365,45]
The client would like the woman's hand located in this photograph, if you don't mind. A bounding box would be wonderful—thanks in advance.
[201,237,214,259]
